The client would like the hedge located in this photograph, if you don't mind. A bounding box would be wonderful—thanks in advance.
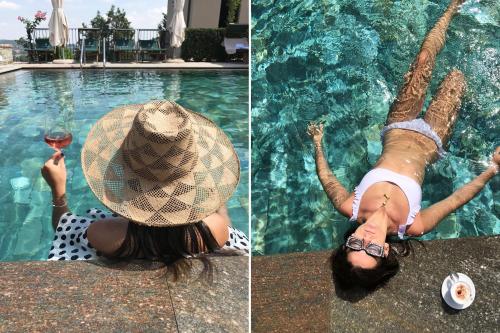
[181,28,227,62]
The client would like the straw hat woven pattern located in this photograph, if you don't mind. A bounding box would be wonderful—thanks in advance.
[81,101,240,226]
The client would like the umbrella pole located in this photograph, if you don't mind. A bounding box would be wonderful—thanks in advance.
[103,38,106,68]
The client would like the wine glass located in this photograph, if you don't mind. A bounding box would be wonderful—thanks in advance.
[44,114,73,152]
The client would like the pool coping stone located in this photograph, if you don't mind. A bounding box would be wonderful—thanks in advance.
[252,235,499,333]
[0,256,248,332]
[0,62,248,75]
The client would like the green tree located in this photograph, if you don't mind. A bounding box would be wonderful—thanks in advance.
[219,0,241,27]
[158,13,168,32]
[83,6,133,40]
[158,13,169,48]
[106,6,132,30]
[90,11,108,34]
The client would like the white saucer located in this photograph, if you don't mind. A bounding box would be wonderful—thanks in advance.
[441,273,475,310]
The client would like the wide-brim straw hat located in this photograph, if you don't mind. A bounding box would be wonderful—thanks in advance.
[81,101,240,227]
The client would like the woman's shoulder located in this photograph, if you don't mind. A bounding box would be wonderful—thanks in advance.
[202,212,230,248]
[48,208,128,261]
[86,214,129,257]
[202,212,249,254]
[405,214,425,237]
[340,193,355,218]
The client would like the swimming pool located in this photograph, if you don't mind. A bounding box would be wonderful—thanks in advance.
[252,0,499,255]
[0,69,248,261]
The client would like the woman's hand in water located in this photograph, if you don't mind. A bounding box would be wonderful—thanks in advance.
[492,147,500,165]
[41,151,67,198]
[307,122,324,146]
[491,146,500,174]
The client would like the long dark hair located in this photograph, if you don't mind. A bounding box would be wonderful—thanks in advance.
[105,221,221,281]
[330,224,423,291]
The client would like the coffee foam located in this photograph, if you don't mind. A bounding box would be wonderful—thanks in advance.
[451,282,471,304]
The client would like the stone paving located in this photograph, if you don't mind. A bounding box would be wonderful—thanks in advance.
[252,236,499,333]
[0,62,248,75]
[0,256,248,332]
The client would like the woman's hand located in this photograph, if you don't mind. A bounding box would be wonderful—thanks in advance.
[41,151,67,198]
[307,122,324,146]
[492,146,500,165]
[491,146,500,174]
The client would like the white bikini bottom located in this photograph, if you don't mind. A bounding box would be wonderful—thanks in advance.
[380,118,446,159]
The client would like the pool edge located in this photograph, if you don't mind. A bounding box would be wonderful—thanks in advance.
[0,62,248,75]
[0,256,249,332]
[252,235,500,332]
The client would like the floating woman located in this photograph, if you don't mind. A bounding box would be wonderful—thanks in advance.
[307,0,499,290]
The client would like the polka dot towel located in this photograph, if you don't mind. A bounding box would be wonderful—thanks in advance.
[48,209,249,261]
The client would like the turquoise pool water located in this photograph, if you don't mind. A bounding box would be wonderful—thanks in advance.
[0,69,248,261]
[252,0,499,255]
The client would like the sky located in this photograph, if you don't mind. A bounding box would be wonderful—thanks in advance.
[0,0,168,40]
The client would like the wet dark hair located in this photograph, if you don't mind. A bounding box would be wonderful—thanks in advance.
[105,221,222,281]
[330,224,422,291]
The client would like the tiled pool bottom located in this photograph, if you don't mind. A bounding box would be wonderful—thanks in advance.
[0,69,249,261]
[251,0,499,255]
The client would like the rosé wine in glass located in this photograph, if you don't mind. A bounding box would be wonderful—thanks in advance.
[44,132,73,150]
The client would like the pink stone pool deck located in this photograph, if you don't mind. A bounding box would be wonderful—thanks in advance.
[252,236,499,333]
[0,62,248,75]
[0,256,248,332]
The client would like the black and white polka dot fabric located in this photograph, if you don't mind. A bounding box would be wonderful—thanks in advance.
[48,208,249,261]
[225,226,249,255]
[47,209,105,261]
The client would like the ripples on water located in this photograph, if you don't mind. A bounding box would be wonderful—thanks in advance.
[0,69,248,261]
[252,0,499,255]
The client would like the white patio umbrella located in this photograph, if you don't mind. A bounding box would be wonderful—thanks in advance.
[168,0,186,48]
[49,0,69,48]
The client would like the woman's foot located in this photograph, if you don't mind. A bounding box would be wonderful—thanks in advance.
[451,0,467,9]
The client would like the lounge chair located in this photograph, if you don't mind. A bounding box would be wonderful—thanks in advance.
[77,28,101,63]
[34,38,54,62]
[32,28,54,62]
[223,24,249,63]
[112,29,136,62]
[137,29,166,62]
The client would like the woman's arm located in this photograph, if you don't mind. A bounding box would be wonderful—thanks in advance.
[51,194,70,230]
[41,151,69,230]
[412,147,499,235]
[203,204,231,247]
[307,123,352,217]
[216,204,231,226]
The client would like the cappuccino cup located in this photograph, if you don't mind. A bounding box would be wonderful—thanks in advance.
[450,281,472,305]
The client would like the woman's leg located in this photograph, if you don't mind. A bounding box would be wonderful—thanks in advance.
[424,69,466,147]
[386,0,464,125]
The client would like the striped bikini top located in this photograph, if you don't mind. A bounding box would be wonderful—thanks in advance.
[349,168,422,239]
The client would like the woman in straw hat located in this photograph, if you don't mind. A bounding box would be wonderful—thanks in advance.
[307,0,499,290]
[41,101,248,273]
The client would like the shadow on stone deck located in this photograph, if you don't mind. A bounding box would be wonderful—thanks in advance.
[252,236,499,333]
[0,256,248,332]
